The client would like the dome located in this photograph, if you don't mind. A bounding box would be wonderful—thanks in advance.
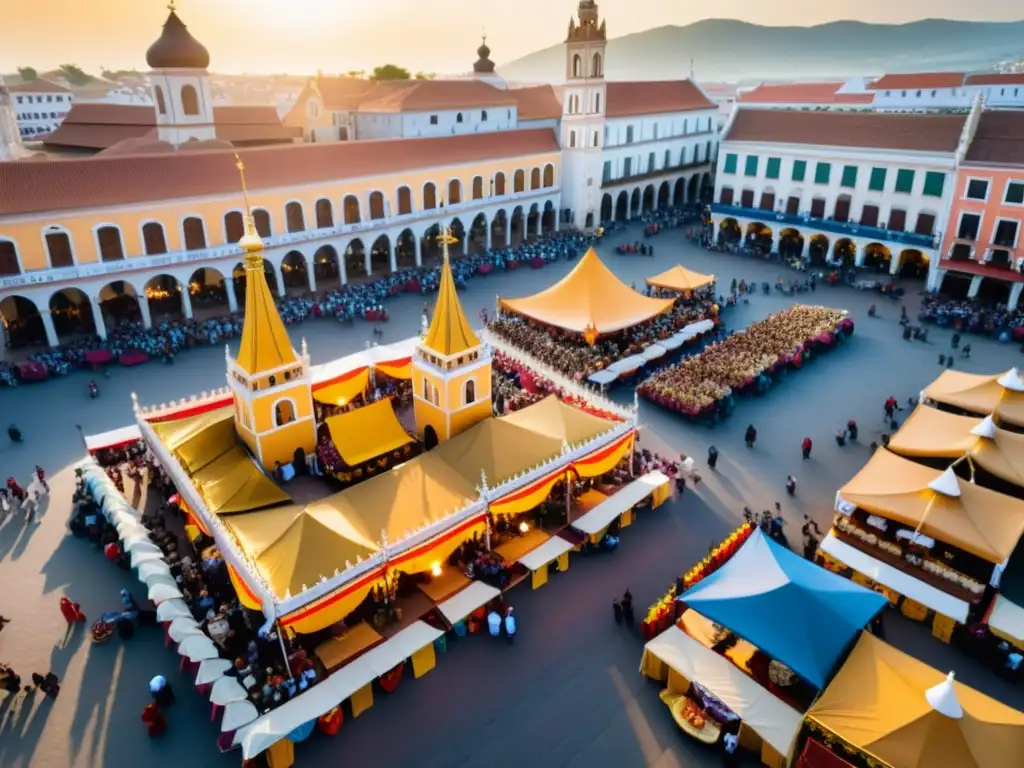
[473,36,496,74]
[146,10,210,70]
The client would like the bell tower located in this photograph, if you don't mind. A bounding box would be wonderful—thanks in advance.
[226,155,316,470]
[562,0,607,228]
[412,228,492,446]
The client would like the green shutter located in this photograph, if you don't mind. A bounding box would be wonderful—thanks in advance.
[923,172,945,197]
[724,153,738,174]
[792,160,806,182]
[766,157,781,180]
[895,169,915,193]
[815,162,831,184]
[868,167,887,192]
[744,155,759,177]
[841,165,858,188]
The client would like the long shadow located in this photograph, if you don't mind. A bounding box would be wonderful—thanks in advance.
[9,496,49,562]
[68,642,123,766]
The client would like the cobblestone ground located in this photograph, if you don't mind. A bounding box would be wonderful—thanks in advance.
[1,226,1020,768]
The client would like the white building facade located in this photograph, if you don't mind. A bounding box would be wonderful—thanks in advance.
[354,104,518,140]
[9,81,73,139]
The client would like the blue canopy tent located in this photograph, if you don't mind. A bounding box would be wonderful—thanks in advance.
[678,528,887,688]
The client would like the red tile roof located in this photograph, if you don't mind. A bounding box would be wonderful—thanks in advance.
[966,73,1024,86]
[0,128,560,216]
[7,79,70,94]
[725,109,967,153]
[605,80,714,117]
[355,80,516,113]
[964,111,1024,166]
[868,72,965,90]
[510,85,562,120]
[739,82,874,105]
[314,76,380,110]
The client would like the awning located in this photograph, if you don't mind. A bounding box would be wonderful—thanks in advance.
[313,368,369,407]
[588,370,620,386]
[357,620,444,677]
[84,424,142,453]
[923,367,1024,427]
[324,399,413,466]
[642,343,668,361]
[661,334,686,351]
[642,625,802,757]
[989,593,1024,647]
[193,446,291,515]
[573,471,670,535]
[820,532,969,622]
[436,580,502,624]
[518,536,574,571]
[646,264,715,293]
[606,355,646,375]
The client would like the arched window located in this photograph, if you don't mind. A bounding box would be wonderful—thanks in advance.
[181,85,200,116]
[369,191,385,220]
[530,168,541,190]
[543,164,554,188]
[456,112,464,124]
[96,226,124,261]
[154,85,167,115]
[315,199,333,228]
[423,183,437,210]
[274,399,296,426]
[572,54,582,78]
[343,195,360,224]
[464,379,476,404]
[182,217,207,250]
[142,222,167,255]
[447,179,461,205]
[224,211,245,243]
[569,131,577,149]
[252,209,272,238]
[285,201,305,232]
[397,186,413,215]
[664,150,672,169]
[472,176,484,200]
[592,53,602,77]
[45,229,74,268]
[494,172,506,196]
[513,170,525,193]
[0,239,19,276]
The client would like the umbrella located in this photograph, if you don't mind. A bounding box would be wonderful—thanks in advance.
[221,700,259,732]
[130,549,164,569]
[137,561,172,583]
[148,581,184,605]
[167,617,204,643]
[196,657,232,685]
[156,599,192,622]
[177,634,220,662]
[210,676,247,706]
[145,574,178,592]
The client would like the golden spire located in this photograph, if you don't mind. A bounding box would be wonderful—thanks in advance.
[167,0,176,11]
[232,153,297,375]
[423,224,480,357]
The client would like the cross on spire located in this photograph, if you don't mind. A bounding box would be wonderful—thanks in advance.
[167,0,177,11]
[234,153,257,238]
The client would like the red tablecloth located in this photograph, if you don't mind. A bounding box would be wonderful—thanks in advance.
[17,362,48,381]
[119,350,149,367]
[478,264,493,275]
[85,349,113,366]
[530,257,544,269]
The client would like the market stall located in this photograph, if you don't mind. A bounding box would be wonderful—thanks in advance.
[645,264,716,296]
[517,536,575,589]
[921,367,1024,428]
[987,593,1024,649]
[84,425,143,454]
[572,471,670,543]
[436,580,501,626]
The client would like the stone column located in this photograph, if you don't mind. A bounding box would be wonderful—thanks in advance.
[927,268,946,293]
[1009,282,1023,310]
[771,230,781,256]
[339,251,348,286]
[388,239,397,273]
[504,219,511,248]
[91,298,109,340]
[275,265,286,298]
[306,262,317,293]
[967,275,983,299]
[363,251,372,277]
[138,296,152,330]
[41,310,59,348]
[225,275,239,314]
[889,254,901,276]
[179,287,193,320]
[413,235,422,267]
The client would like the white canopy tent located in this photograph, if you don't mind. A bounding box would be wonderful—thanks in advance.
[156,598,193,622]
[196,657,233,685]
[518,536,575,572]
[177,634,221,662]
[573,471,670,536]
[210,676,248,706]
[221,699,259,733]
[167,617,204,644]
[606,355,646,375]
[642,344,668,362]
[588,369,620,386]
[84,424,142,453]
[642,625,802,758]
[358,621,443,677]
[989,594,1024,647]
[436,581,501,625]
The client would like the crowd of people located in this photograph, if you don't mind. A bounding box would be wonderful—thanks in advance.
[490,351,624,421]
[918,294,1024,341]
[639,306,852,417]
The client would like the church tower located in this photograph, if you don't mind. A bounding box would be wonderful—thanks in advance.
[226,155,317,470]
[412,229,492,447]
[146,3,216,144]
[562,0,607,228]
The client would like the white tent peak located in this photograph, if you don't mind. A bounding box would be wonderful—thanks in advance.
[925,671,964,719]
[970,415,997,440]
[928,467,961,498]
[998,367,1024,392]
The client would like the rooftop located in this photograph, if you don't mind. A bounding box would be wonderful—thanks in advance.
[509,85,563,120]
[868,72,966,90]
[738,82,874,105]
[7,79,71,94]
[605,80,714,117]
[355,79,516,113]
[966,72,1024,86]
[964,110,1024,166]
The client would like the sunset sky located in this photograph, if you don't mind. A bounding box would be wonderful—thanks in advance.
[3,0,1022,76]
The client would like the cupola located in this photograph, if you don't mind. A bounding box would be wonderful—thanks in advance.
[147,7,211,69]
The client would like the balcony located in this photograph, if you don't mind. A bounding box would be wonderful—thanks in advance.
[711,203,936,249]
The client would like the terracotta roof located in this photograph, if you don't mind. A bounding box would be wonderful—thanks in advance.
[0,128,560,215]
[868,72,965,90]
[739,82,874,105]
[964,111,1024,166]
[605,80,714,117]
[966,73,1024,86]
[355,80,515,113]
[314,77,379,110]
[510,85,562,120]
[7,79,70,94]
[725,109,967,153]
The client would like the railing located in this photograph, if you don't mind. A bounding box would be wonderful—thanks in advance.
[0,186,560,291]
[601,160,711,190]
[711,203,937,249]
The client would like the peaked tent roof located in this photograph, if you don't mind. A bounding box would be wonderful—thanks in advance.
[923,368,1024,428]
[422,239,481,357]
[498,248,674,334]
[645,264,715,293]
[235,248,298,375]
[678,528,886,688]
[808,633,1024,768]
[325,399,414,466]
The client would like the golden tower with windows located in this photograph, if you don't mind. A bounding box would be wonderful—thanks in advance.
[412,228,492,446]
[226,155,317,470]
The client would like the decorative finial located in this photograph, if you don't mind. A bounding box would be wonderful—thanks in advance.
[167,0,176,11]
[437,225,458,266]
[482,27,487,45]
[234,153,263,257]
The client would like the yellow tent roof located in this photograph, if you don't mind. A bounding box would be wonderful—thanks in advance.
[325,399,414,466]
[808,633,1024,768]
[923,368,1024,428]
[423,240,480,357]
[192,446,292,515]
[839,448,1024,562]
[645,264,715,293]
[888,406,1024,489]
[235,252,298,375]
[498,248,674,334]
[313,368,370,408]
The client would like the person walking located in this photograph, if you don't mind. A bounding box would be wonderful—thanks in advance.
[707,445,719,469]
[884,396,897,422]
[613,599,623,624]
[846,419,858,441]
[962,343,971,359]
[621,589,634,627]
[487,609,501,638]
[34,465,49,494]
[149,675,175,708]
[744,425,757,449]
[785,475,796,496]
[504,607,516,644]
[951,332,960,350]
[801,437,812,459]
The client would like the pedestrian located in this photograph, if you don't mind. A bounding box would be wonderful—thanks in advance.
[947,356,954,369]
[34,465,48,494]
[0,615,9,633]
[149,675,175,708]
[621,589,634,627]
[962,343,971,359]
[785,475,796,496]
[801,437,812,459]
[884,396,897,422]
[487,609,501,638]
[31,672,60,698]
[939,354,946,366]
[835,430,846,446]
[504,607,516,644]
[613,599,623,624]
[141,702,167,737]
[707,445,719,469]
[59,597,85,626]
[721,730,740,767]
[744,424,757,449]
[846,419,858,441]
[951,332,960,350]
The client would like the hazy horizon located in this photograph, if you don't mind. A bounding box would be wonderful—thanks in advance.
[3,1,1023,76]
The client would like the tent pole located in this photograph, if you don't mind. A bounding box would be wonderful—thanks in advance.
[485,514,492,551]
[565,471,571,526]
[276,621,295,681]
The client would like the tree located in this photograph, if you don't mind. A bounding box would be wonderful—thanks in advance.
[17,66,37,82]
[370,64,411,81]
[100,67,141,81]
[57,63,92,86]
[345,70,366,79]
[415,72,436,80]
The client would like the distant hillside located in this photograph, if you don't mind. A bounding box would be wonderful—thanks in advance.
[499,18,1024,84]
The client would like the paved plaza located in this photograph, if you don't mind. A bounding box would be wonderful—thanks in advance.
[1,226,1021,768]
